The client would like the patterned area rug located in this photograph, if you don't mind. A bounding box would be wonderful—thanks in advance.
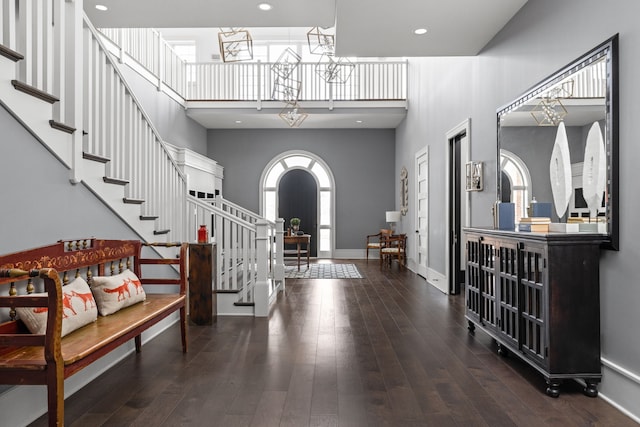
[284,263,362,279]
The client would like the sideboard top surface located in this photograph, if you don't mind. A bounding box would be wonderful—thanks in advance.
[463,226,609,245]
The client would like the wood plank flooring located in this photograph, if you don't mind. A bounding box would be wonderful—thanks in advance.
[31,260,636,426]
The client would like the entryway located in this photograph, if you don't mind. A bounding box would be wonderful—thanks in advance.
[279,169,318,257]
[260,150,335,258]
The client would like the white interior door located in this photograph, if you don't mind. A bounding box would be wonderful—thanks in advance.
[415,147,428,278]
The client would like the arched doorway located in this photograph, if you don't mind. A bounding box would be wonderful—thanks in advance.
[260,151,335,258]
[278,169,318,256]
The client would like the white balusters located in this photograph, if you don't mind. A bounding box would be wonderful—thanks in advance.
[186,196,283,315]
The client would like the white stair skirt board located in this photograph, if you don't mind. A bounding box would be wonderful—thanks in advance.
[582,121,606,217]
[549,122,572,218]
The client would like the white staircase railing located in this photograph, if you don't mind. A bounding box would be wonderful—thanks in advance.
[187,196,284,314]
[83,17,187,239]
[0,1,283,315]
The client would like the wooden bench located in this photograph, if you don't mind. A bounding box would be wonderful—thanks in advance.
[0,238,188,427]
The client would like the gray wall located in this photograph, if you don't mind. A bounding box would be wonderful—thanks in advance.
[119,65,208,155]
[208,128,396,249]
[0,106,139,253]
[396,0,640,418]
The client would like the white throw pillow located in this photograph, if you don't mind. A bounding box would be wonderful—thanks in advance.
[91,269,146,316]
[17,277,98,337]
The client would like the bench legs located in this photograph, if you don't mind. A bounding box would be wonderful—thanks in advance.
[180,306,187,353]
[47,362,64,427]
[135,335,142,353]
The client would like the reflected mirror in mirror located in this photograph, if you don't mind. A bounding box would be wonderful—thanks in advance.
[497,35,618,249]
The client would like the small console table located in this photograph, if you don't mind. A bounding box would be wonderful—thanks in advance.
[284,234,311,271]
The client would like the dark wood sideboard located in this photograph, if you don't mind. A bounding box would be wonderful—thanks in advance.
[464,227,606,397]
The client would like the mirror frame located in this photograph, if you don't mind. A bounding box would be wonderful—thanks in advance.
[496,34,619,250]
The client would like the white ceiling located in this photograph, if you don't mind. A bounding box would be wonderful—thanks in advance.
[84,0,529,129]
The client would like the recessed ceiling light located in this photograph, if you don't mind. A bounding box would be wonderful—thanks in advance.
[95,4,108,11]
[235,120,243,124]
[413,28,428,35]
[356,120,363,123]
[258,3,273,11]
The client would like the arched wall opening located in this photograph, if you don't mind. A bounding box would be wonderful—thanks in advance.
[260,150,335,258]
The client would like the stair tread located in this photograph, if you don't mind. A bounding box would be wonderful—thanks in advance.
[0,44,24,62]
[103,176,129,185]
[83,152,110,163]
[11,80,58,104]
[123,198,145,204]
[49,120,76,134]
[233,301,255,306]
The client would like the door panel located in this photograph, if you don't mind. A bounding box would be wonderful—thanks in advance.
[415,147,429,279]
[279,169,318,256]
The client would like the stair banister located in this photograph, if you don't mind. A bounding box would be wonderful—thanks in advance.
[83,14,188,241]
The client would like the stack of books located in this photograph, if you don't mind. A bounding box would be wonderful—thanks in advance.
[518,217,551,232]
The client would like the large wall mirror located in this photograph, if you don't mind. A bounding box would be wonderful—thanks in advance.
[497,35,618,250]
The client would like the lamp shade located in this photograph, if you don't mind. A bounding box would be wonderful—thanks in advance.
[386,211,401,223]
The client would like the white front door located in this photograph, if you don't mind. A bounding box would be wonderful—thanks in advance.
[414,147,429,278]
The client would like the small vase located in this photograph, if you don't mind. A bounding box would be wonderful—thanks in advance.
[197,225,208,243]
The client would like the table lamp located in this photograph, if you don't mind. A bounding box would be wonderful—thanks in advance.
[385,210,401,233]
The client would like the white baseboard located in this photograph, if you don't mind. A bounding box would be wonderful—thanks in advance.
[427,267,447,294]
[333,249,367,259]
[598,358,640,423]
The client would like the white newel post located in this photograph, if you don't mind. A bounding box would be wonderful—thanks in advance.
[67,0,83,184]
[274,218,285,290]
[254,219,270,317]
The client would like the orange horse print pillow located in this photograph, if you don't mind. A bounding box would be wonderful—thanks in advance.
[91,269,146,316]
[16,277,98,337]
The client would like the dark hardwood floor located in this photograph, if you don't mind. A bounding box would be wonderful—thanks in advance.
[31,260,636,426]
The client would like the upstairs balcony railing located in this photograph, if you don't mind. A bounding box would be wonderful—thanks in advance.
[98,28,408,103]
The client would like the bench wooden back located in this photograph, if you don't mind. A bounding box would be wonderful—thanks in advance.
[0,239,186,336]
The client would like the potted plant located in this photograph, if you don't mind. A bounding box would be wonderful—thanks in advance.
[290,217,301,233]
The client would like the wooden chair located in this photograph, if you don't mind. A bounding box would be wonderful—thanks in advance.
[380,233,407,268]
[366,229,392,261]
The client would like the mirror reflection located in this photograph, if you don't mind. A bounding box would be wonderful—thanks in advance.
[497,36,617,248]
